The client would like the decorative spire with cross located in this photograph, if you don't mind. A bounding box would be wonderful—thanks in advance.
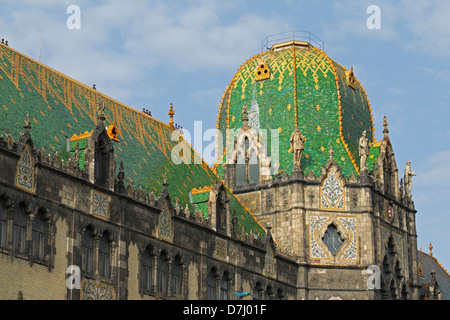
[168,103,175,128]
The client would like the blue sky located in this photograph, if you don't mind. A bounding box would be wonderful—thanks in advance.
[1,0,449,272]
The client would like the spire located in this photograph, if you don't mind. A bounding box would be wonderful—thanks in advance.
[383,115,389,135]
[23,114,31,133]
[328,146,334,160]
[97,102,106,124]
[168,103,175,128]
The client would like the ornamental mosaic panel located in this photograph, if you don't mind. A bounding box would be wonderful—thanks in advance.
[81,278,115,300]
[15,144,35,193]
[320,167,345,210]
[236,191,261,214]
[91,190,109,220]
[337,217,358,261]
[309,215,330,259]
[159,201,172,240]
[214,237,228,261]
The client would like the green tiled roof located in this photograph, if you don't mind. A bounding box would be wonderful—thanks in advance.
[216,45,375,179]
[0,43,264,239]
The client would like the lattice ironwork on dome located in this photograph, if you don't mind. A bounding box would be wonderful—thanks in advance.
[261,30,325,52]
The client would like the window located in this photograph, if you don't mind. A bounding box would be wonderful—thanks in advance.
[207,269,217,300]
[171,257,182,297]
[322,224,344,255]
[253,282,262,300]
[265,286,274,300]
[275,289,284,300]
[13,206,27,254]
[0,200,7,248]
[81,227,95,274]
[141,248,154,293]
[220,273,229,300]
[157,253,168,296]
[98,233,111,278]
[32,212,46,261]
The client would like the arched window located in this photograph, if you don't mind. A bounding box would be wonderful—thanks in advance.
[253,282,263,300]
[81,227,95,275]
[141,247,154,293]
[32,212,46,261]
[0,200,7,248]
[207,268,217,300]
[171,256,183,297]
[220,272,229,300]
[98,233,111,278]
[157,252,169,296]
[265,285,274,300]
[275,288,284,300]
[13,206,27,254]
[322,224,344,255]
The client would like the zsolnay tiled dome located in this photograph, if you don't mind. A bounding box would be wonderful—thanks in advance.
[215,39,375,179]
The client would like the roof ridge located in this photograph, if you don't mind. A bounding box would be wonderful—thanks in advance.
[0,44,171,129]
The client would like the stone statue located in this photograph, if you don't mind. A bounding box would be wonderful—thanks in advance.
[290,126,305,167]
[359,130,369,171]
[404,161,416,196]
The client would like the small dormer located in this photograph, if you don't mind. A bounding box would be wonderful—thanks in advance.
[69,103,117,190]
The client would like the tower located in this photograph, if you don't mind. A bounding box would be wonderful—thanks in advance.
[214,31,420,300]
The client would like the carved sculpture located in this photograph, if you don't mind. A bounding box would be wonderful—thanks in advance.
[290,126,305,167]
[404,160,416,196]
[359,130,369,172]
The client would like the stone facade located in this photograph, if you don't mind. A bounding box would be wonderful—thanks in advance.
[0,125,297,300]
[227,145,421,300]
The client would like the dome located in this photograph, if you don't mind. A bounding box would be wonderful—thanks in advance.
[215,37,374,179]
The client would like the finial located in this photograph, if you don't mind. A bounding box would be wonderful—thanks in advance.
[429,242,433,256]
[383,115,389,135]
[97,102,106,123]
[328,146,334,160]
[117,161,125,182]
[162,172,168,186]
[168,103,175,127]
[93,84,96,90]
[23,114,31,132]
